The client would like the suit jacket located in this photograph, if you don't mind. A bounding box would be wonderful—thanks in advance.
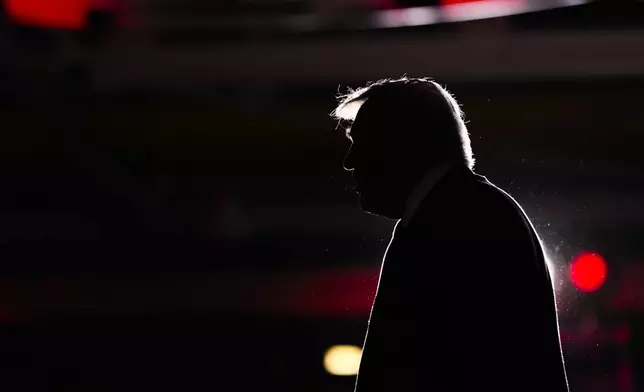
[355,165,569,392]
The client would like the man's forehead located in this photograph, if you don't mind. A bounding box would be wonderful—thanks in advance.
[346,98,390,136]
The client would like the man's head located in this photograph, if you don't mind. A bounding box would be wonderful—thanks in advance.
[331,77,474,219]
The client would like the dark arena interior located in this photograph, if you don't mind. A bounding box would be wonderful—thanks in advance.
[1,0,644,390]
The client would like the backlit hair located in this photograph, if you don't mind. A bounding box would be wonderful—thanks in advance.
[331,76,475,170]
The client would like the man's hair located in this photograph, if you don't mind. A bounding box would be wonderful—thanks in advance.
[331,76,475,170]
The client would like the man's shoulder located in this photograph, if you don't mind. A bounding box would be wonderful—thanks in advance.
[409,172,535,236]
[472,178,533,222]
[472,176,519,206]
[432,171,524,212]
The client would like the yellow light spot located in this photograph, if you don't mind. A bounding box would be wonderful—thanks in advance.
[323,345,362,376]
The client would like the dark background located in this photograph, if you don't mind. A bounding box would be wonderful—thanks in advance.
[1,0,644,390]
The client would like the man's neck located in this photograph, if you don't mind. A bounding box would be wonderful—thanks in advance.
[401,163,452,227]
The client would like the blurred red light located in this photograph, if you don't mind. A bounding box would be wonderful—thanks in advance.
[569,252,607,292]
[441,0,521,4]
[5,0,89,29]
[441,0,482,4]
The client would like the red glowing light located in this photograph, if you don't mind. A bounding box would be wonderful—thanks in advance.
[5,0,89,29]
[441,0,482,4]
[569,252,607,292]
[441,0,520,5]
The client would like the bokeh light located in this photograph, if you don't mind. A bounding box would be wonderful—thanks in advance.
[5,0,88,29]
[323,345,362,376]
[569,252,607,292]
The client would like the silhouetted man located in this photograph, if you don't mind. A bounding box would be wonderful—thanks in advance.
[332,77,569,392]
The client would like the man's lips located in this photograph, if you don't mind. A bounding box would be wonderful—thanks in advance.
[352,173,366,193]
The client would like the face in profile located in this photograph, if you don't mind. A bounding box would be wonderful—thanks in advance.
[343,102,408,219]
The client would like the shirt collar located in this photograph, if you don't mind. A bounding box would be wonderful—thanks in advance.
[401,163,452,228]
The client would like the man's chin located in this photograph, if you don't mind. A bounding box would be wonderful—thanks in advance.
[359,194,401,220]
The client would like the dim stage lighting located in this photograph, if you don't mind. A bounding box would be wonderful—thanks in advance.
[5,0,88,29]
[323,345,362,376]
[569,252,607,293]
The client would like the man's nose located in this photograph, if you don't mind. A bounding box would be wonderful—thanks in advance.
[343,146,355,172]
